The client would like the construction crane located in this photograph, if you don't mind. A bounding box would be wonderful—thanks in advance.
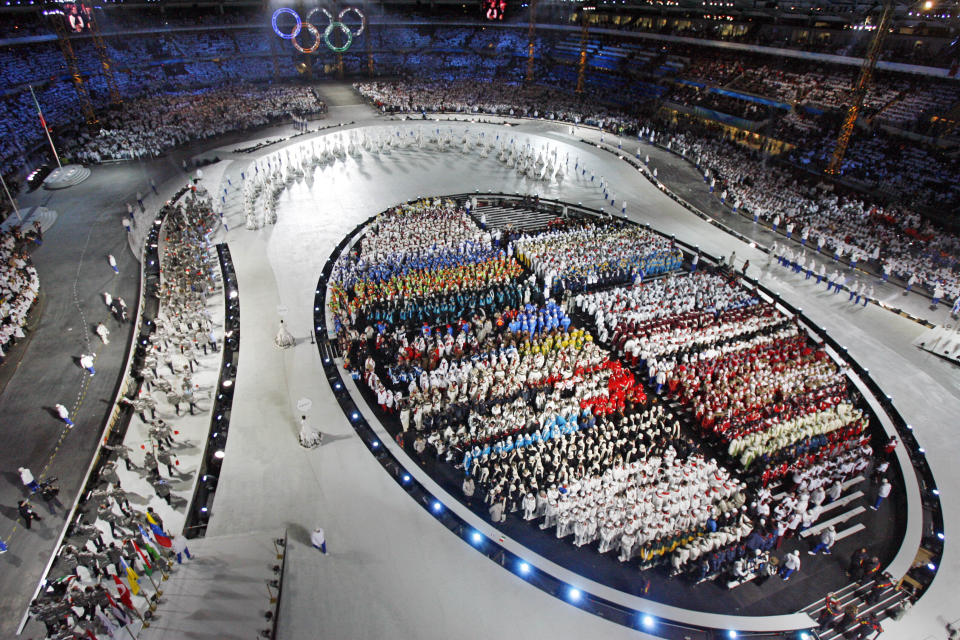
[47,5,97,127]
[364,0,374,77]
[825,0,895,175]
[87,9,121,105]
[576,8,590,94]
[525,0,538,85]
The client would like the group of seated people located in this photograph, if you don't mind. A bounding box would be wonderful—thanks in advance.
[648,120,960,302]
[71,85,325,163]
[354,78,641,133]
[514,222,683,297]
[0,225,41,362]
[664,84,779,122]
[332,201,876,585]
[573,265,869,489]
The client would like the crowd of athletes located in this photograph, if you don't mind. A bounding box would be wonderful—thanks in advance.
[330,200,886,589]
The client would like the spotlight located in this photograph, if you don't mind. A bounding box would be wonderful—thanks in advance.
[932,489,939,496]
[372,440,379,449]
[200,506,208,513]
[800,633,811,640]
[471,531,483,544]
[228,290,238,299]
[728,632,738,639]
[918,448,925,454]
[432,501,442,513]
[213,450,225,459]
[568,587,581,602]
[519,561,530,575]
[641,614,654,630]
[335,382,342,390]
[351,412,359,421]
[222,379,233,388]
[402,474,411,484]
[927,562,937,571]
[937,532,945,540]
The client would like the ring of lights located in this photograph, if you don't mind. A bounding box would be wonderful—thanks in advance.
[323,20,353,54]
[271,7,301,40]
[271,6,365,54]
[293,22,322,54]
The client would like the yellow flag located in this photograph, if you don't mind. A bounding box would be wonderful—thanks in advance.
[122,560,140,595]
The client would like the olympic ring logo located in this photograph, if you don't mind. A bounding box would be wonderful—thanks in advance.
[272,6,365,54]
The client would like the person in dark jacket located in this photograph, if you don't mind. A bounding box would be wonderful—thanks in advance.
[18,500,41,529]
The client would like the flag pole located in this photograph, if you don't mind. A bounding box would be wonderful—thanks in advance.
[118,592,148,628]
[29,85,62,169]
[0,173,21,224]
[128,539,163,597]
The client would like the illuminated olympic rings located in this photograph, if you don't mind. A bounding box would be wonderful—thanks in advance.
[271,6,365,54]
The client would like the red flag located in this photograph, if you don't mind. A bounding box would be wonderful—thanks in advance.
[85,628,97,640]
[153,531,173,548]
[112,575,135,610]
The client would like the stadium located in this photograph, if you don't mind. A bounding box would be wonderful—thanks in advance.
[0,0,956,638]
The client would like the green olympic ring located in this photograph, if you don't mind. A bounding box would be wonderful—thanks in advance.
[323,20,353,53]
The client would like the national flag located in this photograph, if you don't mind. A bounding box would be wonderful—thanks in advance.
[112,574,136,608]
[140,523,170,551]
[145,511,159,527]
[96,610,120,637]
[120,559,140,595]
[128,539,153,575]
[138,528,165,562]
[149,523,173,548]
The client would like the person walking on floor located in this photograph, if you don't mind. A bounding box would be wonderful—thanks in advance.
[848,547,869,580]
[18,500,41,529]
[80,353,96,376]
[809,525,837,556]
[871,478,892,511]
[780,550,801,581]
[146,507,164,531]
[310,526,327,554]
[40,480,63,515]
[55,403,74,427]
[19,467,40,493]
[462,475,475,507]
[96,322,110,345]
[108,254,119,275]
[173,534,193,564]
[151,477,173,505]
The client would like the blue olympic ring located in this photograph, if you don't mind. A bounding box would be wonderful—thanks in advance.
[272,8,301,40]
[271,6,365,53]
